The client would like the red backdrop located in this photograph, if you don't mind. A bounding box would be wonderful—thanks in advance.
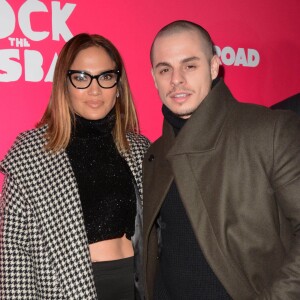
[1,0,300,187]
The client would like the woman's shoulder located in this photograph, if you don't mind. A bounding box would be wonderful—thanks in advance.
[126,131,151,148]
[1,126,48,174]
[8,126,47,153]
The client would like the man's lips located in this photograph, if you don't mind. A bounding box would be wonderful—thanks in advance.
[168,91,192,102]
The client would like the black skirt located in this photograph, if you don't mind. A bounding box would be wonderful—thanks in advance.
[92,256,134,300]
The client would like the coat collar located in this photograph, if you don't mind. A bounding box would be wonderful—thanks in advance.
[144,79,236,222]
[167,78,235,156]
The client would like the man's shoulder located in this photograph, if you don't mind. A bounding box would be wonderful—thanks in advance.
[146,133,164,147]
[233,100,297,124]
[270,93,300,116]
[229,101,300,145]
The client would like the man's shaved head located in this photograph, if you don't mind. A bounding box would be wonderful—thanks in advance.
[150,20,216,65]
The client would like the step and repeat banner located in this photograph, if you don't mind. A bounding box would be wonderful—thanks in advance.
[1,0,300,185]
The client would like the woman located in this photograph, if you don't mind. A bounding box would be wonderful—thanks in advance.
[0,33,150,300]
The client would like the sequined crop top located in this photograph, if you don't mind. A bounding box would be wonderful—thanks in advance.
[66,110,136,244]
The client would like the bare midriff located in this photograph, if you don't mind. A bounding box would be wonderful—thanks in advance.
[89,234,134,262]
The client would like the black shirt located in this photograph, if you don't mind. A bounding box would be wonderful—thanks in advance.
[66,111,136,244]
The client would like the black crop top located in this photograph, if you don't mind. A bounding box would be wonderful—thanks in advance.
[66,111,136,244]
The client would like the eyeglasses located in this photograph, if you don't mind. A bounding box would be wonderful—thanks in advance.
[67,69,120,89]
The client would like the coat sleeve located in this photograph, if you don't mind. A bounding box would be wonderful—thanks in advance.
[261,112,300,299]
[0,175,37,299]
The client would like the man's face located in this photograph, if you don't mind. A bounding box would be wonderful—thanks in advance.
[151,30,220,119]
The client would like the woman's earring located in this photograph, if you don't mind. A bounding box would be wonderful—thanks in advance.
[116,90,120,98]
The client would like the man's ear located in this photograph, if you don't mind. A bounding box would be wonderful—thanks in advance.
[210,55,220,80]
[151,68,158,89]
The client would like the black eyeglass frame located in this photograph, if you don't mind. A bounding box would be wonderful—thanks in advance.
[67,69,120,89]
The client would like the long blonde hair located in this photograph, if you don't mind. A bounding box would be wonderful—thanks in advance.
[38,33,139,152]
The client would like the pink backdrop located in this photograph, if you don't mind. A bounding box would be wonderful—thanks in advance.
[1,0,300,187]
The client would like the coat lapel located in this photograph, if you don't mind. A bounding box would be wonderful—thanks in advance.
[167,79,234,155]
[166,80,254,299]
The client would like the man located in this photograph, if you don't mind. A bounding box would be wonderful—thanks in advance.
[143,20,300,299]
[271,93,300,116]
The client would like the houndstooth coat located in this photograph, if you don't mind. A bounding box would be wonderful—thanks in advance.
[0,126,150,300]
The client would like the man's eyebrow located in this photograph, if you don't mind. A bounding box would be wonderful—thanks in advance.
[154,56,201,69]
[181,56,201,64]
[154,62,171,69]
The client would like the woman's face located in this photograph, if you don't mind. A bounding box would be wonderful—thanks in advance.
[68,46,118,120]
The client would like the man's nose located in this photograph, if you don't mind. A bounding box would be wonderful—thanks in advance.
[170,69,185,86]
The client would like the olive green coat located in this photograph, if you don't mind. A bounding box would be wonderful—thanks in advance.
[143,79,300,299]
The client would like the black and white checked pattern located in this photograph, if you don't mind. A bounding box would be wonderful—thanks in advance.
[0,126,150,300]
[122,131,151,203]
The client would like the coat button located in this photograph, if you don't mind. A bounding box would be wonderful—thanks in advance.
[148,154,155,162]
